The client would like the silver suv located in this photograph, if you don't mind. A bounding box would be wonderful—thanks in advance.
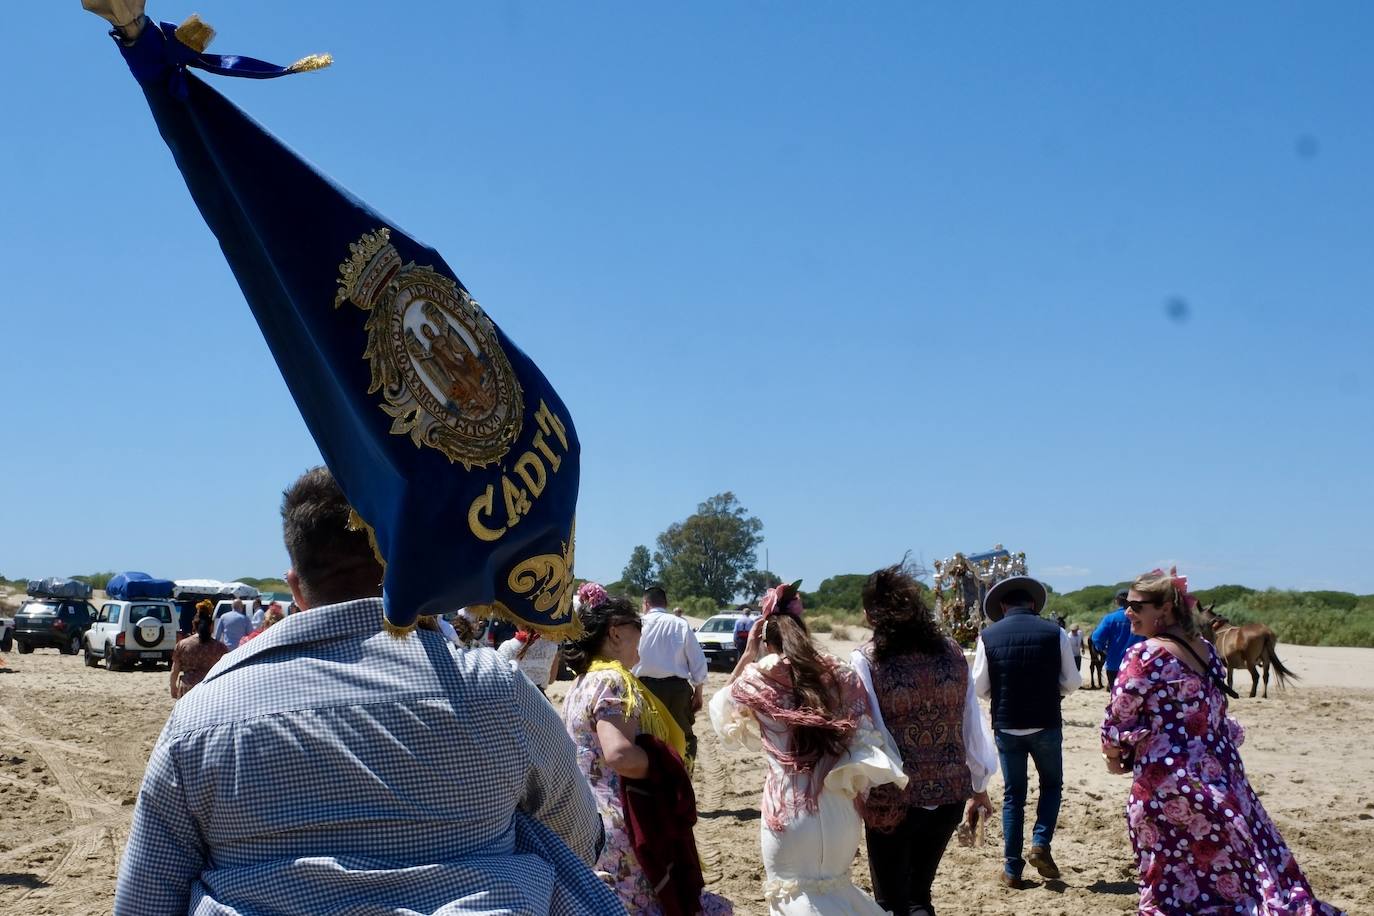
[85,599,178,670]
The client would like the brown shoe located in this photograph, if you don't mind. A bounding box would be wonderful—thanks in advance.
[999,870,1030,890]
[1027,845,1061,880]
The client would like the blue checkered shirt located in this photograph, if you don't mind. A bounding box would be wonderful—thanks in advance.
[115,597,622,915]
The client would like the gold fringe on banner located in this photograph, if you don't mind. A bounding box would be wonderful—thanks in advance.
[287,53,334,73]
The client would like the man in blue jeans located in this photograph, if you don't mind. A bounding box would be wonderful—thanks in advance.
[972,576,1081,889]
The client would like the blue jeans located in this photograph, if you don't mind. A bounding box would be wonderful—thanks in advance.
[994,728,1063,878]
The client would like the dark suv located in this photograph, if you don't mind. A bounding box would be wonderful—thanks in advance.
[14,598,97,655]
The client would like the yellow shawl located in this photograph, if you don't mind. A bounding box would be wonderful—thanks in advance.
[587,658,689,763]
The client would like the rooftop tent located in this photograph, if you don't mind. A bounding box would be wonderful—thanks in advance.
[26,577,94,600]
[173,578,227,598]
[172,579,259,599]
[219,582,260,599]
[106,572,176,601]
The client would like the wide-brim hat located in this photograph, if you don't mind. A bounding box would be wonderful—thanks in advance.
[983,576,1048,622]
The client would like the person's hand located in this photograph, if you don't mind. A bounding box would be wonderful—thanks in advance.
[743,617,765,660]
[690,685,704,714]
[1103,748,1129,775]
[966,790,993,821]
[81,0,147,39]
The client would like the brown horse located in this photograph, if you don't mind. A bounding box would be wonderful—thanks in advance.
[1199,605,1298,698]
[1086,639,1108,690]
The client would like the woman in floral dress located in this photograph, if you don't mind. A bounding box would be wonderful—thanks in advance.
[1101,568,1344,915]
[561,583,732,916]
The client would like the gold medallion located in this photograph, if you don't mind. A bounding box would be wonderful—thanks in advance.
[335,229,523,467]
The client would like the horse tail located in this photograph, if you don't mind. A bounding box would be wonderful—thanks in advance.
[1266,636,1299,690]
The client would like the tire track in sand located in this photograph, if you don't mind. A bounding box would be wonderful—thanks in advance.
[0,705,126,910]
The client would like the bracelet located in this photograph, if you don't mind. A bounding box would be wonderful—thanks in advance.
[112,14,146,42]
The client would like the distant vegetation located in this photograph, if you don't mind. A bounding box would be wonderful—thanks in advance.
[1039,583,1374,647]
[654,579,1374,648]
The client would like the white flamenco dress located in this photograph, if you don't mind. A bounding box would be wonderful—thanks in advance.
[709,653,907,916]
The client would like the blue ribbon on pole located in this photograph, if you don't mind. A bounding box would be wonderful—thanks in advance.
[117,16,332,100]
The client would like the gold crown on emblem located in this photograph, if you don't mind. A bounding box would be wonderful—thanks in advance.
[334,228,401,309]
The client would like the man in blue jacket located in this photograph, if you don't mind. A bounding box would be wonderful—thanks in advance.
[973,576,1081,889]
[1091,589,1145,688]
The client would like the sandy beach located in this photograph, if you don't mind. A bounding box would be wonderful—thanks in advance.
[1,634,1370,914]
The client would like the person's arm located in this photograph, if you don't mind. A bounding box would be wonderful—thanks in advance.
[1100,644,1152,776]
[81,0,147,42]
[547,647,561,687]
[513,674,603,865]
[684,624,708,711]
[1058,629,1082,696]
[961,667,996,824]
[971,637,991,700]
[728,618,764,682]
[1090,616,1110,652]
[961,664,997,795]
[596,716,649,779]
[168,646,181,699]
[114,741,204,915]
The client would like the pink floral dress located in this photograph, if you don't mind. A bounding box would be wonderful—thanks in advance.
[1101,640,1343,915]
[563,669,732,916]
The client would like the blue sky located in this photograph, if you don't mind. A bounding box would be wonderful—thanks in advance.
[3,2,1371,597]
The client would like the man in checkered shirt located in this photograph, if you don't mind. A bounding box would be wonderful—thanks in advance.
[114,467,617,914]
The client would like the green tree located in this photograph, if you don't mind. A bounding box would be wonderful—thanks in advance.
[621,545,656,594]
[653,493,763,604]
[801,574,869,612]
[741,569,782,604]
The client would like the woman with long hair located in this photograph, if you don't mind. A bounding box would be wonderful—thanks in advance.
[710,582,906,915]
[168,599,229,699]
[851,563,997,916]
[561,583,732,916]
[1101,567,1343,915]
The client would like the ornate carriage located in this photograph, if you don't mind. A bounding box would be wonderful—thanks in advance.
[932,545,1028,645]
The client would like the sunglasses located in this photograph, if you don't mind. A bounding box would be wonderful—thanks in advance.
[1124,598,1164,613]
[612,618,643,632]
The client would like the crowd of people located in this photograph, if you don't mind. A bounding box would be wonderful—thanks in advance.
[118,468,1346,916]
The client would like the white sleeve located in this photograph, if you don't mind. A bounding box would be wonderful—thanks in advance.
[684,625,708,686]
[962,668,998,792]
[971,637,991,700]
[1058,629,1082,695]
[848,649,899,760]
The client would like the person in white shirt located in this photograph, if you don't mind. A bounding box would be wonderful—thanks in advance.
[632,585,708,762]
[250,599,266,630]
[1067,624,1084,671]
[498,630,561,693]
[971,576,1081,889]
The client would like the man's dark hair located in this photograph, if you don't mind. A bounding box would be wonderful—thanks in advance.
[644,585,667,608]
[1000,588,1036,611]
[281,466,384,607]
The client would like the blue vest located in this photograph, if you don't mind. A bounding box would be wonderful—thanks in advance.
[981,608,1063,731]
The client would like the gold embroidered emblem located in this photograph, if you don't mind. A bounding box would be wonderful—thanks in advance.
[507,520,576,621]
[335,229,523,467]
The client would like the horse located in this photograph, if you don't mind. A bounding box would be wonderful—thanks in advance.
[1084,637,1107,689]
[1198,605,1298,699]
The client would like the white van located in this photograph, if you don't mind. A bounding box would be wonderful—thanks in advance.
[85,599,178,670]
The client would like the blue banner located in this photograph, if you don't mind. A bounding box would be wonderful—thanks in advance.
[110,19,580,635]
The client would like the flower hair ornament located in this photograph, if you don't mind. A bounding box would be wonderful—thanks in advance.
[759,580,805,643]
[573,581,609,614]
[1148,565,1198,611]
